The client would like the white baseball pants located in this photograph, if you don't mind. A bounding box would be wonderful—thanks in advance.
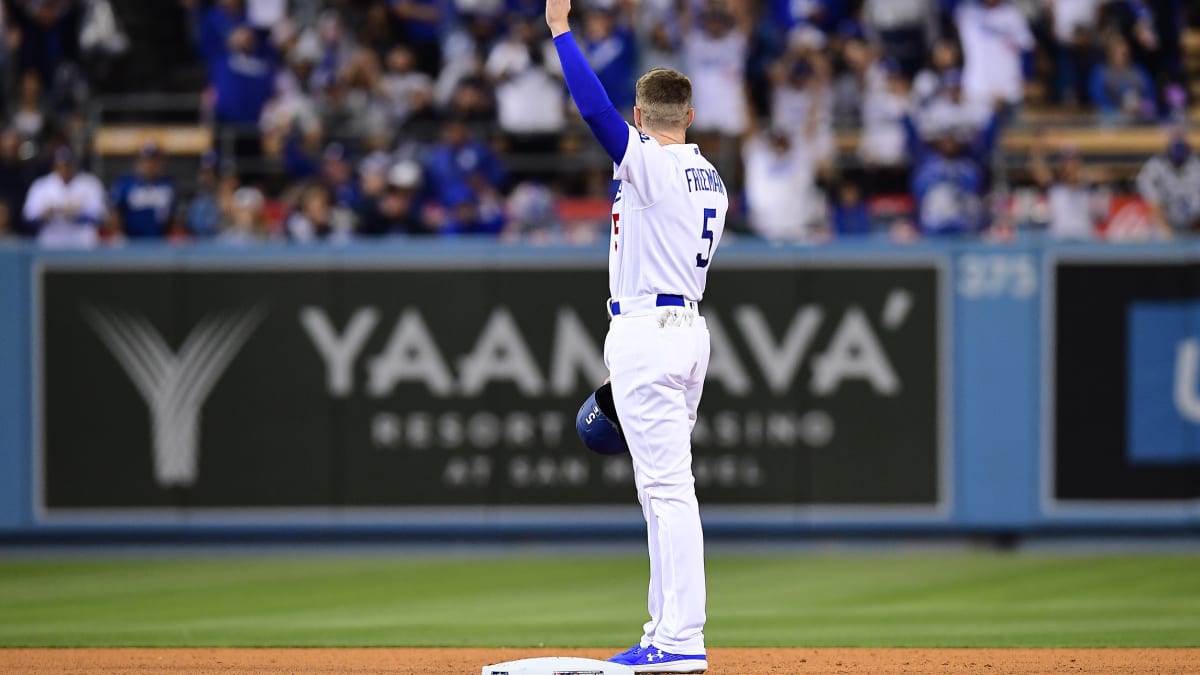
[604,302,710,656]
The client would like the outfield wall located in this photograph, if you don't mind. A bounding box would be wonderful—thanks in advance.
[1,240,1197,536]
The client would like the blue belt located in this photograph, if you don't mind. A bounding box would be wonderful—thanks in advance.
[610,294,686,317]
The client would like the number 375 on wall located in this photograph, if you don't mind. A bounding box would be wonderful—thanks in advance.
[956,254,1038,300]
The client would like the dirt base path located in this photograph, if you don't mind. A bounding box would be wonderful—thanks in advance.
[2,648,1198,675]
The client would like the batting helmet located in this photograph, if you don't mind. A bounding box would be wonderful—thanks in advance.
[575,382,628,455]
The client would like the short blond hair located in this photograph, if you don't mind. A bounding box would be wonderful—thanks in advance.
[635,68,692,131]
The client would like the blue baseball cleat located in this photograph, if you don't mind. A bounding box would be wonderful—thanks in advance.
[625,646,707,673]
[606,644,646,664]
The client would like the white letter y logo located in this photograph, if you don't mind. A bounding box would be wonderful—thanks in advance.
[84,305,266,488]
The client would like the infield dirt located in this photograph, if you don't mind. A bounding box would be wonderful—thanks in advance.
[2,648,1199,674]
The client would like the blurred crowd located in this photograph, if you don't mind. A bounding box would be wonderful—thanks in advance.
[0,0,1199,247]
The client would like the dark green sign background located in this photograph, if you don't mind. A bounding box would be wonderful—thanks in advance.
[41,262,942,511]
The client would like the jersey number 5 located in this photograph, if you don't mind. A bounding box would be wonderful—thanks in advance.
[696,208,717,269]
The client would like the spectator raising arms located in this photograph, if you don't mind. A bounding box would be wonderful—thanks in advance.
[685,5,749,139]
[0,0,1194,247]
[955,0,1034,109]
[858,57,910,170]
[196,0,245,74]
[212,24,278,169]
[581,6,637,112]
[23,146,106,248]
[770,30,833,168]
[903,103,1006,237]
[485,15,564,183]
[742,126,827,243]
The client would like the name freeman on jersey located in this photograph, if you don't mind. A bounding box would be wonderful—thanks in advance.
[685,167,726,195]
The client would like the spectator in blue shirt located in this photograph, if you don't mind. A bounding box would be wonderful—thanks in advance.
[211,24,277,180]
[212,26,276,126]
[581,8,637,112]
[1089,37,1156,124]
[1108,0,1184,116]
[439,186,505,236]
[832,181,873,237]
[196,0,245,74]
[109,142,177,240]
[903,106,1005,236]
[284,127,324,180]
[320,142,362,211]
[186,150,223,239]
[425,118,506,207]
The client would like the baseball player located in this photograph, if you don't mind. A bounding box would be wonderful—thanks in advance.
[547,1,728,672]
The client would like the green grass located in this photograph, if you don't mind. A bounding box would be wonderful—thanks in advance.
[0,553,1197,647]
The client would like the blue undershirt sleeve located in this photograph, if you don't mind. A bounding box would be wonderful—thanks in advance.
[553,31,629,165]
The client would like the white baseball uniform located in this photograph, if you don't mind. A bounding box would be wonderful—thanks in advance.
[23,170,107,248]
[604,123,727,656]
[956,1,1034,105]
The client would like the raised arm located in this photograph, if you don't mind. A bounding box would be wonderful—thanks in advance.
[902,112,927,163]
[976,102,1007,158]
[546,0,630,164]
